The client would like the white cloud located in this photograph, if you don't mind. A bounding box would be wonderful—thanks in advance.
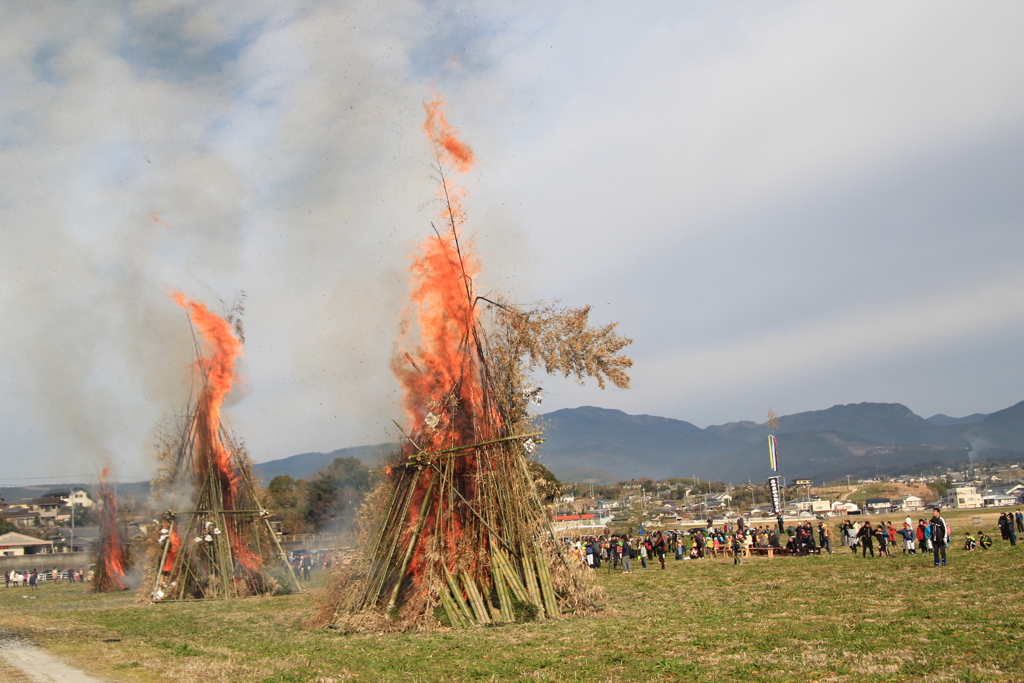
[2,2,1024,483]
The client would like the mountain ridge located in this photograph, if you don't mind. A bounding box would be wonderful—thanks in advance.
[244,400,1024,485]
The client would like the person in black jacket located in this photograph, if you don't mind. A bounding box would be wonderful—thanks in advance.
[929,508,950,566]
[858,522,875,558]
[607,536,620,572]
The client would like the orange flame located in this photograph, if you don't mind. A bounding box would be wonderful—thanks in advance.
[162,526,181,574]
[423,93,475,173]
[171,292,260,576]
[93,466,127,591]
[171,291,242,433]
[391,97,502,591]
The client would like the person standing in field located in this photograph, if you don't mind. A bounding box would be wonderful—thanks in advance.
[874,523,890,558]
[997,513,1010,541]
[818,521,833,555]
[607,535,620,572]
[858,522,875,558]
[899,522,916,554]
[929,508,950,566]
[1016,509,1023,534]
[619,535,633,574]
[652,530,668,569]
[1005,513,1018,547]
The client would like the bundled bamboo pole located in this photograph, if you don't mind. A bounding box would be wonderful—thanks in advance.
[445,568,475,624]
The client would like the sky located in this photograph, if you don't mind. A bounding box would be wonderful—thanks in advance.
[3,2,1024,484]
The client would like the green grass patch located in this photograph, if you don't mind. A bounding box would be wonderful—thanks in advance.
[2,513,1023,681]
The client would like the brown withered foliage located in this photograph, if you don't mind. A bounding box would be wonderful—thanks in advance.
[481,298,632,433]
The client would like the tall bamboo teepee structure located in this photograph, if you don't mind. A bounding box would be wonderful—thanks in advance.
[151,293,299,601]
[315,95,631,631]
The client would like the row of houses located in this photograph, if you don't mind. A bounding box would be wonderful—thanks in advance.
[775,483,1024,517]
[0,488,94,529]
[943,483,1024,509]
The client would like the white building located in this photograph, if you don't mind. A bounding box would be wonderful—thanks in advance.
[44,488,95,508]
[0,531,52,556]
[894,495,923,511]
[945,485,983,509]
[832,501,860,515]
[982,491,1017,508]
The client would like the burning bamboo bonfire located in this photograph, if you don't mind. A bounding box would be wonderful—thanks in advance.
[151,293,299,601]
[314,95,632,631]
[92,466,129,592]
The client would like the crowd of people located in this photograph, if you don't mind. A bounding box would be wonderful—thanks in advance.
[838,509,953,564]
[565,507,1022,571]
[289,549,334,580]
[567,518,795,571]
[3,566,89,588]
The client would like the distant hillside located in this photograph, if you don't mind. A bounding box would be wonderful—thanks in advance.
[1,481,151,503]
[537,406,747,481]
[12,402,1023,496]
[964,400,1024,451]
[534,402,1024,484]
[252,443,395,483]
[927,413,989,426]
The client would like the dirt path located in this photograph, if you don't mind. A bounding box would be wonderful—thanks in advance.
[0,630,108,683]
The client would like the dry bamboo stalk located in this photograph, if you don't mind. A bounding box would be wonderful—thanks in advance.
[490,558,513,622]
[519,545,544,616]
[460,572,491,625]
[444,568,475,624]
[366,469,421,609]
[152,518,175,598]
[493,548,529,603]
[388,475,437,609]
[534,540,560,619]
[438,585,467,628]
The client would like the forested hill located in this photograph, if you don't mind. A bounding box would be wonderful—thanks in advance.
[249,400,1024,486]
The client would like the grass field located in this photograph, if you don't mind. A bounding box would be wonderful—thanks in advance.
[2,508,1023,682]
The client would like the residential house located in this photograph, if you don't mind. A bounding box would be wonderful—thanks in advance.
[786,496,832,514]
[44,488,95,509]
[982,490,1017,508]
[0,507,38,529]
[27,497,71,526]
[893,495,923,511]
[864,498,892,514]
[705,493,732,510]
[831,501,860,515]
[945,485,983,509]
